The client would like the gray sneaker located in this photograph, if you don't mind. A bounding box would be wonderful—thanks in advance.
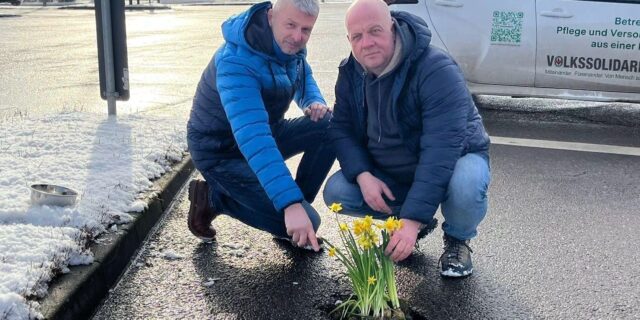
[439,233,473,277]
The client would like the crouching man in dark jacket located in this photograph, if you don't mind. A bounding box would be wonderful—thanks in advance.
[323,0,491,277]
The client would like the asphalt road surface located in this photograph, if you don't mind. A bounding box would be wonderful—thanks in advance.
[90,115,640,320]
[2,3,639,320]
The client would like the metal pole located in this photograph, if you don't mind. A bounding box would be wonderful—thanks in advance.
[100,0,117,116]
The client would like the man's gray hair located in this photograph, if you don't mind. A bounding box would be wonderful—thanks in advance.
[274,0,320,17]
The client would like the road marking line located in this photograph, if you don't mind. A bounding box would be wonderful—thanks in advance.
[491,136,640,156]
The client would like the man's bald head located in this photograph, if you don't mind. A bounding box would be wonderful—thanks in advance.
[344,0,395,75]
[345,0,392,31]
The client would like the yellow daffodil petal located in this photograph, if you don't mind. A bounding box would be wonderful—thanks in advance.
[357,236,370,249]
[353,220,364,236]
[329,203,343,213]
[339,222,348,231]
[363,216,374,229]
[328,247,336,257]
[371,233,380,245]
[384,216,404,233]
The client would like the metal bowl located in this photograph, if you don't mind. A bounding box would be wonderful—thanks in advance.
[30,184,79,207]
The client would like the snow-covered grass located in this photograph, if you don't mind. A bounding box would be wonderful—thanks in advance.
[0,111,187,319]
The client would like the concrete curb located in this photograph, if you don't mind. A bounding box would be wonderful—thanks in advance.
[474,96,640,128]
[478,105,640,128]
[38,155,195,320]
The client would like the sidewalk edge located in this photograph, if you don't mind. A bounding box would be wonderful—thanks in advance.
[38,155,195,320]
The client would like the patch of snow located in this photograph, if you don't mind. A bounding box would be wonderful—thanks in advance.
[0,112,187,317]
[128,200,147,213]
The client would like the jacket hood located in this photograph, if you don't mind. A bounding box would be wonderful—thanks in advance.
[221,1,305,63]
[391,11,432,62]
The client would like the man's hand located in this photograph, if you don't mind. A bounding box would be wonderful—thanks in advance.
[356,171,395,214]
[385,219,421,262]
[284,203,320,251]
[304,102,330,122]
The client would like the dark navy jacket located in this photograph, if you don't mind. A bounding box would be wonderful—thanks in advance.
[330,11,490,224]
[187,2,326,212]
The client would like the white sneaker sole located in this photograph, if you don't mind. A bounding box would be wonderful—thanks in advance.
[440,267,473,277]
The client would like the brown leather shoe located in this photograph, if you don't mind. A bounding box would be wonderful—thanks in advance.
[187,179,218,241]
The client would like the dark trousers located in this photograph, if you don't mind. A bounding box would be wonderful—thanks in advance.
[195,115,335,238]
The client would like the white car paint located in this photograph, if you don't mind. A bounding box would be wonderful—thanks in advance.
[389,0,640,103]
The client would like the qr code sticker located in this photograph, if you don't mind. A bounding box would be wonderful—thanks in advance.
[491,11,524,45]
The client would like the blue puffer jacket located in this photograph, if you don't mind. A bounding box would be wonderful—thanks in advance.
[187,2,326,212]
[330,11,490,224]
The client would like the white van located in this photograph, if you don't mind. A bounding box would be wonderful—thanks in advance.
[388,0,640,103]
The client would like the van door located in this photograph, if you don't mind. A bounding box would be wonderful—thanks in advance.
[424,0,536,86]
[535,0,640,93]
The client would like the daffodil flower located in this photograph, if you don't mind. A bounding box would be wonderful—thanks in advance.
[358,236,373,250]
[363,216,374,228]
[326,207,401,318]
[383,216,403,233]
[329,202,343,213]
[353,220,365,236]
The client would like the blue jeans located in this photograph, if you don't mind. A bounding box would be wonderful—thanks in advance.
[196,115,335,238]
[323,153,490,240]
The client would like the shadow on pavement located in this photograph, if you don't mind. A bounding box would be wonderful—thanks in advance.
[396,242,537,319]
[191,237,338,319]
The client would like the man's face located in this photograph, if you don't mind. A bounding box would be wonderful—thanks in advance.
[268,2,317,55]
[346,5,394,75]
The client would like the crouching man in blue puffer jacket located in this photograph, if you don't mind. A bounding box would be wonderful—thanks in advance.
[323,0,491,276]
[187,0,335,252]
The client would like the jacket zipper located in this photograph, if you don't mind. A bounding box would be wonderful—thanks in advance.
[359,70,367,140]
[377,81,382,143]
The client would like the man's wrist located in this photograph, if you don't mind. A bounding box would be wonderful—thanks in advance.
[284,202,303,212]
[400,218,422,234]
[356,171,372,184]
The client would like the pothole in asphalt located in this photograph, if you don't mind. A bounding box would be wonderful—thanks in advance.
[317,294,427,320]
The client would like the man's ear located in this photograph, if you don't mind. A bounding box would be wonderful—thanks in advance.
[267,8,273,26]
